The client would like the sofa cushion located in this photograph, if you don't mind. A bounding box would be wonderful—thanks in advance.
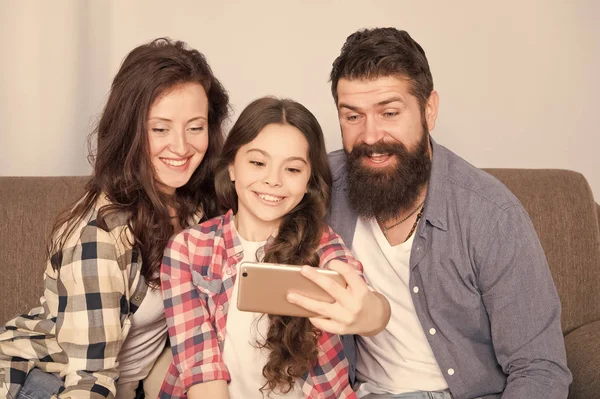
[565,320,600,398]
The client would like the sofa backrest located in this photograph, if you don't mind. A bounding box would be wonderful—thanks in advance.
[485,169,600,335]
[0,176,88,324]
[1,171,599,334]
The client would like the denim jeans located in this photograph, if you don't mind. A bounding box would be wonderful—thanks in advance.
[16,368,63,399]
[361,389,454,399]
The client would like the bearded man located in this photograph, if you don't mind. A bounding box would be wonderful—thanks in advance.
[313,27,570,399]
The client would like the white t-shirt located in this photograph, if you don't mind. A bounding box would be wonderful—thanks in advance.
[222,236,304,399]
[115,285,168,398]
[352,216,448,396]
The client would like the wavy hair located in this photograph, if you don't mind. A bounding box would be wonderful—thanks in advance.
[48,38,229,288]
[215,97,332,393]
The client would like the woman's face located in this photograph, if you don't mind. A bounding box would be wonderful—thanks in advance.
[228,123,312,240]
[147,82,209,194]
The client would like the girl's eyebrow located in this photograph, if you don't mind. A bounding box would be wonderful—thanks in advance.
[246,148,270,157]
[246,148,308,164]
[286,156,308,164]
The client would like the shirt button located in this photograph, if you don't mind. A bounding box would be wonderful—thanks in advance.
[447,368,455,376]
[225,269,232,275]
[217,333,224,342]
[413,286,419,293]
[134,295,142,302]
[429,328,436,335]
[416,246,421,251]
[217,305,224,311]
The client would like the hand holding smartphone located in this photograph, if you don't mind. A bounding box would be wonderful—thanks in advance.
[236,261,346,317]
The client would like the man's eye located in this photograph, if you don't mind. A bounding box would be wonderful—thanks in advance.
[383,111,399,117]
[347,115,360,121]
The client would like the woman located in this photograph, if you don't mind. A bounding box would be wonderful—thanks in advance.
[160,97,391,398]
[0,38,229,399]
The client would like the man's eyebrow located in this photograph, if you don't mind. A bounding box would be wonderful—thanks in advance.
[338,97,405,111]
[377,97,405,106]
[338,103,360,112]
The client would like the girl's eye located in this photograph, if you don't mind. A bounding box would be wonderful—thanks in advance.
[250,161,265,167]
[151,128,168,133]
[189,126,205,132]
[287,168,301,173]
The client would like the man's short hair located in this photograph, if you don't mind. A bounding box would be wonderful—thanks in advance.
[330,28,434,110]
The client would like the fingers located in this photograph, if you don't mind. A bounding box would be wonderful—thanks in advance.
[309,317,345,335]
[286,292,337,319]
[327,260,368,293]
[299,265,349,303]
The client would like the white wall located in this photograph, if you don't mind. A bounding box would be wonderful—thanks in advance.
[2,0,599,200]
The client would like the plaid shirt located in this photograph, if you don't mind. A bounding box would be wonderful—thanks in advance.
[160,210,361,398]
[0,196,200,399]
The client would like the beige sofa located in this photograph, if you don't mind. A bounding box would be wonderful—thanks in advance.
[1,171,599,398]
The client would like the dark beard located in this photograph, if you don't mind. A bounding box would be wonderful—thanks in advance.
[346,131,432,222]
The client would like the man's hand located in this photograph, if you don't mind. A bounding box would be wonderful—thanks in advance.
[286,260,391,336]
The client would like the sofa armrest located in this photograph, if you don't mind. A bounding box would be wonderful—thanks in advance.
[565,319,600,398]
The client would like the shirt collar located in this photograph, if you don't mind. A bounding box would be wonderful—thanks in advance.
[222,209,276,261]
[423,137,449,231]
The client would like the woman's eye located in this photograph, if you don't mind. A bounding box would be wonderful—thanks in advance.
[287,168,301,173]
[250,161,265,167]
[151,128,168,133]
[189,126,205,132]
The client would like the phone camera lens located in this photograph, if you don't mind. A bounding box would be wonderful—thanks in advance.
[242,272,248,277]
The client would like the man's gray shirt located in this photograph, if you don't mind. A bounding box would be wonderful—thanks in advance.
[326,138,571,399]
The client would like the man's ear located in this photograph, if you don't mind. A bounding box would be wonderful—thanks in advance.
[228,164,235,182]
[425,90,439,132]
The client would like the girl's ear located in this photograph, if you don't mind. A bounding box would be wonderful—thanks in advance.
[228,164,235,182]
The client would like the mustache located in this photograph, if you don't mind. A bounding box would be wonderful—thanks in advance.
[348,141,408,158]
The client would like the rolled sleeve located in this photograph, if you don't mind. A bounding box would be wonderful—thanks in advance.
[160,231,230,392]
[318,225,364,275]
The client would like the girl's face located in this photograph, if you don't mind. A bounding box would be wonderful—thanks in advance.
[147,82,209,194]
[228,123,311,240]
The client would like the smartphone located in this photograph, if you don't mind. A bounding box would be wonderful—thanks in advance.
[236,261,346,317]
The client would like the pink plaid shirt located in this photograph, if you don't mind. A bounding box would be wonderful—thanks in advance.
[159,210,360,398]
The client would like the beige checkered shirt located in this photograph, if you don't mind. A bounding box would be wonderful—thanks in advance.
[0,196,161,398]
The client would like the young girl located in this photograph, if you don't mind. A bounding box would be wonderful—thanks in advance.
[0,38,229,399]
[160,97,391,398]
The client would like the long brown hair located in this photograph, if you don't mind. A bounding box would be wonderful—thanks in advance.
[48,38,229,288]
[215,97,332,393]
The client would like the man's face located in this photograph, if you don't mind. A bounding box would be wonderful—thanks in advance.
[337,75,437,165]
[336,76,439,221]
